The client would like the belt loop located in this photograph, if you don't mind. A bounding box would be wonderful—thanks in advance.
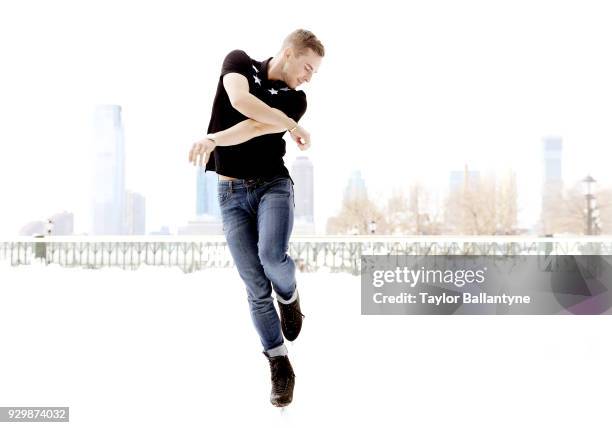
[229,180,233,193]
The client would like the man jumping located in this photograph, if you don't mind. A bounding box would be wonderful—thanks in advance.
[188,29,324,407]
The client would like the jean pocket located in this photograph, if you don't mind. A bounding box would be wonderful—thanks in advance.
[217,189,232,204]
[267,180,291,198]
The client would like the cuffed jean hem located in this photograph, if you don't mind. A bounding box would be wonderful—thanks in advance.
[276,287,298,305]
[265,343,288,357]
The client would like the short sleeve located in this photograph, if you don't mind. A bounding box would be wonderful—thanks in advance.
[220,49,252,79]
[286,91,307,123]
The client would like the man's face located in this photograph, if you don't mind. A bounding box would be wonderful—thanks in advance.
[282,47,322,89]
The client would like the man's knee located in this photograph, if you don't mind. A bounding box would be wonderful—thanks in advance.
[258,245,286,269]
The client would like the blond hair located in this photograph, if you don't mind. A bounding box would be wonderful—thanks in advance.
[281,29,325,58]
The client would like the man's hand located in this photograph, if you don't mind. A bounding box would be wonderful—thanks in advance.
[188,137,217,167]
[289,125,311,151]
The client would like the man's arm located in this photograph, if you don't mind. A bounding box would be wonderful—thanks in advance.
[223,73,297,130]
[188,118,286,166]
[208,118,286,147]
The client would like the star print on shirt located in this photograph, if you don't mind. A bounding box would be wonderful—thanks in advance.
[249,58,293,93]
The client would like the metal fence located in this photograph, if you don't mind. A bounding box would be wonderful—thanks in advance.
[1,236,611,275]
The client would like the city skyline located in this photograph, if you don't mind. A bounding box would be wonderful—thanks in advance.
[14,135,602,236]
[2,1,612,236]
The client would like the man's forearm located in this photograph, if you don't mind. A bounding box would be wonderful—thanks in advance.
[208,119,287,147]
[233,93,297,130]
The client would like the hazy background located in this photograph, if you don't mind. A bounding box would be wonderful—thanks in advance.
[1,0,611,236]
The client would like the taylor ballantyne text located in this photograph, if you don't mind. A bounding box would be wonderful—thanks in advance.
[372,292,531,306]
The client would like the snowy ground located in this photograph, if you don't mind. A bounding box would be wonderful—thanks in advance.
[0,261,610,427]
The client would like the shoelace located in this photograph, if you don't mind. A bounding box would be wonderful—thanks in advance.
[291,308,305,320]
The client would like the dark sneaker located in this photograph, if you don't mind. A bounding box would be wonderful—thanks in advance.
[263,351,295,407]
[278,291,305,341]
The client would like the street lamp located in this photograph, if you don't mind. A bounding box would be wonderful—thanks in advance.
[593,207,601,234]
[368,220,377,234]
[581,175,596,235]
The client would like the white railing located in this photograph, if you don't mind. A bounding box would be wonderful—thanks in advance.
[1,235,611,274]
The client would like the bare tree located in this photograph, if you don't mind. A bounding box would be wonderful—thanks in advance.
[444,169,519,235]
[326,195,388,234]
[496,170,519,234]
[548,181,612,235]
[384,188,412,235]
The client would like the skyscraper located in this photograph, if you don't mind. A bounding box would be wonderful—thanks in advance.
[540,136,563,234]
[124,190,146,235]
[179,168,222,235]
[196,168,221,218]
[291,156,314,222]
[290,156,315,235]
[92,105,126,235]
[344,170,368,201]
[542,136,563,184]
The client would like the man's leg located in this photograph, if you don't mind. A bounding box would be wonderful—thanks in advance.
[256,177,297,303]
[219,179,295,407]
[254,177,299,406]
[256,177,305,342]
[218,182,286,355]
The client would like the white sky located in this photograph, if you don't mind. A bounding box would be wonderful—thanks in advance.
[1,0,611,236]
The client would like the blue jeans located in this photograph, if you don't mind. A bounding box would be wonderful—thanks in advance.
[218,175,297,354]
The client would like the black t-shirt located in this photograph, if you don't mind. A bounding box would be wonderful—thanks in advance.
[204,49,307,180]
